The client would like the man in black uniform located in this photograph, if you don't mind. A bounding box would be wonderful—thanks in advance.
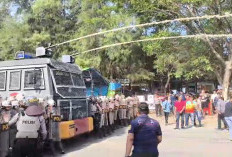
[125,102,162,157]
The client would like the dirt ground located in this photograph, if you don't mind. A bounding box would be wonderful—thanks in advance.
[63,114,232,157]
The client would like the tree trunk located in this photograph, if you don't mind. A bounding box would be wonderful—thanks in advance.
[214,70,223,86]
[222,61,232,100]
[160,79,164,93]
[149,81,155,93]
[164,73,171,94]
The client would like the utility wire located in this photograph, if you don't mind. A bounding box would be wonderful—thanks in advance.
[72,34,232,56]
[48,13,232,49]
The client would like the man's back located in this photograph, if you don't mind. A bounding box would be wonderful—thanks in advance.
[225,102,232,117]
[170,95,176,105]
[217,99,226,114]
[129,115,162,154]
[125,102,162,157]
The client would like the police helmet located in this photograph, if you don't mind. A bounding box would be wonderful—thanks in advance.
[97,98,102,103]
[39,98,48,108]
[16,93,25,101]
[47,99,55,107]
[115,94,120,100]
[11,100,19,107]
[8,96,15,102]
[89,96,93,101]
[126,96,132,101]
[92,97,98,102]
[109,97,114,102]
[104,97,110,103]
[2,100,11,107]
[25,96,39,106]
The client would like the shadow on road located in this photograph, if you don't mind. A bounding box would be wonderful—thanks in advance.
[45,127,128,157]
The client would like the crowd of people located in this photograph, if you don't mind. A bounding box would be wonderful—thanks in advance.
[153,90,224,129]
[153,89,232,140]
[154,91,206,129]
[89,95,139,138]
[0,94,64,157]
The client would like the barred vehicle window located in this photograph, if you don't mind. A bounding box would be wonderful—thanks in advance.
[24,69,44,89]
[53,70,73,86]
[72,99,88,119]
[56,87,86,98]
[0,71,6,90]
[9,71,21,90]
[59,101,71,121]
[71,73,85,87]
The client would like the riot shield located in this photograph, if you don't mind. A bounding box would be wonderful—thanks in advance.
[50,114,65,154]
[0,123,10,157]
[50,115,61,142]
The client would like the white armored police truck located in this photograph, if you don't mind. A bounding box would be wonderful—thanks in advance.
[0,47,94,141]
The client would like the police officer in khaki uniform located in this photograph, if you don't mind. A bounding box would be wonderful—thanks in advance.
[46,99,65,155]
[114,95,120,128]
[92,97,104,138]
[96,98,105,138]
[108,98,115,131]
[98,98,104,131]
[105,98,112,134]
[8,100,20,154]
[121,95,128,126]
[100,98,109,135]
[10,101,19,116]
[9,96,47,157]
[90,97,97,117]
[133,96,139,118]
[16,94,26,113]
[127,97,134,122]
[0,100,12,124]
[118,95,124,126]
[90,97,100,135]
[102,98,109,126]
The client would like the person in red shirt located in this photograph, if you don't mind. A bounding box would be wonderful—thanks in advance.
[174,96,186,129]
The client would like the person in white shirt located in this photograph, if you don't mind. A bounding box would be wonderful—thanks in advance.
[211,90,218,114]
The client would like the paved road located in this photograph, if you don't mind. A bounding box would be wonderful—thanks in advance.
[61,115,232,157]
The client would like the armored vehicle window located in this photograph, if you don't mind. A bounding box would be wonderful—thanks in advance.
[9,71,21,90]
[24,69,44,89]
[56,87,86,98]
[53,70,73,86]
[52,70,86,98]
[0,71,6,90]
[59,100,71,121]
[71,99,88,119]
[71,73,85,87]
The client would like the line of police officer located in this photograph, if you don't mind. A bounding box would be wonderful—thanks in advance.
[0,93,140,156]
[89,94,140,138]
[0,94,64,157]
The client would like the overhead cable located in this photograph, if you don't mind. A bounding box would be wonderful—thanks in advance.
[48,13,232,49]
[71,34,232,56]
